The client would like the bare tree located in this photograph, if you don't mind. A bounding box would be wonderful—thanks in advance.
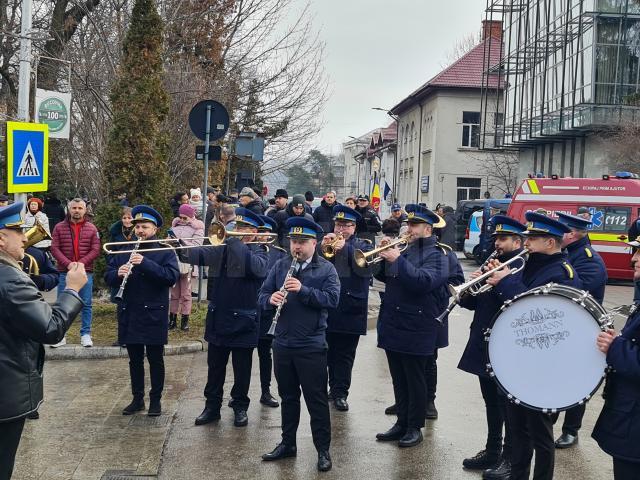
[597,121,640,172]
[468,150,520,198]
[440,32,481,69]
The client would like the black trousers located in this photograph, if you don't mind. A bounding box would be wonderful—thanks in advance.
[273,348,331,452]
[326,332,360,399]
[386,350,428,429]
[258,337,274,392]
[614,457,640,480]
[426,350,438,401]
[126,344,164,401]
[0,418,26,480]
[559,403,586,436]
[507,403,554,480]
[479,376,512,457]
[204,344,253,411]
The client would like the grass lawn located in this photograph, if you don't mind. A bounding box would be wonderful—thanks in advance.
[65,300,208,346]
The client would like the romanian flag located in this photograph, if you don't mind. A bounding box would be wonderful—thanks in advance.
[371,172,381,212]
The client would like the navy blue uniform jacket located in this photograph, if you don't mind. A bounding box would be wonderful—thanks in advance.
[375,236,450,356]
[458,249,525,377]
[105,240,180,345]
[324,236,373,336]
[189,239,268,348]
[592,307,640,462]
[258,252,340,351]
[258,246,287,339]
[23,246,58,292]
[566,236,607,304]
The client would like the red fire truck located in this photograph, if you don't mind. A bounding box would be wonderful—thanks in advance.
[507,173,640,280]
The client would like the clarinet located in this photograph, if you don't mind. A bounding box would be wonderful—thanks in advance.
[267,254,299,336]
[115,238,142,300]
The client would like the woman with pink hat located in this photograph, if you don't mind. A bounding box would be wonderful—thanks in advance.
[169,204,204,330]
[23,197,51,251]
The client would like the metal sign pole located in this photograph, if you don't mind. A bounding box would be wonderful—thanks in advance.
[15,0,33,206]
[197,105,212,303]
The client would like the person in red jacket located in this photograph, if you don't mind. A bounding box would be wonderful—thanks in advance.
[50,198,101,347]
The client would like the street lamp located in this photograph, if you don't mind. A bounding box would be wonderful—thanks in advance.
[372,107,399,202]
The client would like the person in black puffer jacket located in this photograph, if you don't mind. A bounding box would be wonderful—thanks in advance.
[312,191,339,241]
[355,195,381,244]
[274,194,314,249]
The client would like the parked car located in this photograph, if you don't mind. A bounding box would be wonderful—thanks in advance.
[455,200,486,251]
[464,210,483,260]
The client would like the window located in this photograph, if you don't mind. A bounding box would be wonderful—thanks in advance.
[580,206,631,233]
[462,111,480,147]
[457,177,482,202]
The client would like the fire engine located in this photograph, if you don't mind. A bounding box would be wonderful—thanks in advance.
[507,173,640,280]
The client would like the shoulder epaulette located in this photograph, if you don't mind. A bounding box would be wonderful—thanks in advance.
[584,247,593,258]
[436,242,451,255]
[563,262,574,279]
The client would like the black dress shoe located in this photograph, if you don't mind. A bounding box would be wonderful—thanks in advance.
[425,399,438,419]
[376,423,405,441]
[260,391,279,408]
[482,458,511,480]
[168,314,177,330]
[317,450,332,472]
[262,443,297,461]
[122,397,145,415]
[148,400,161,417]
[384,404,397,415]
[195,406,221,425]
[555,432,578,449]
[398,428,423,448]
[463,449,501,470]
[234,409,248,427]
[334,397,349,411]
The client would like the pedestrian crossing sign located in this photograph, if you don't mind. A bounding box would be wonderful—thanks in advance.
[6,121,48,193]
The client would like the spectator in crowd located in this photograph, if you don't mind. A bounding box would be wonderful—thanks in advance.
[355,194,382,243]
[205,193,228,229]
[50,198,101,348]
[117,193,129,207]
[266,189,288,219]
[274,194,314,249]
[304,191,314,213]
[438,205,457,249]
[389,203,407,224]
[577,206,592,220]
[169,204,204,331]
[313,190,339,238]
[189,188,204,220]
[239,187,265,215]
[381,218,401,238]
[344,197,356,209]
[0,194,8,206]
[629,215,640,303]
[218,204,237,230]
[42,194,66,232]
[170,192,189,218]
[23,197,52,253]
[109,207,136,244]
[229,189,239,203]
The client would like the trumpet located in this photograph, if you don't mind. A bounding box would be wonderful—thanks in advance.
[24,219,51,248]
[321,234,343,258]
[354,234,411,268]
[435,249,528,324]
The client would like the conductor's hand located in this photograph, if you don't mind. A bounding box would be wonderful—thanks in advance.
[129,253,144,265]
[284,277,302,293]
[66,262,88,292]
[270,291,286,306]
[118,264,131,278]
[597,329,616,354]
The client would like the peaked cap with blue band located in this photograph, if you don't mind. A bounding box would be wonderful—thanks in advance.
[556,212,592,231]
[286,216,323,239]
[131,205,163,228]
[258,214,277,231]
[332,204,361,223]
[491,215,526,237]
[0,202,25,229]
[405,204,439,225]
[523,211,571,237]
[234,207,263,228]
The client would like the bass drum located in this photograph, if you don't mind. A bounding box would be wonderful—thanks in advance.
[485,283,607,412]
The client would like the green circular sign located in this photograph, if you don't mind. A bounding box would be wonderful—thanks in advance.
[38,97,68,132]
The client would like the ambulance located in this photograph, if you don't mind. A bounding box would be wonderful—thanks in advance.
[507,173,640,281]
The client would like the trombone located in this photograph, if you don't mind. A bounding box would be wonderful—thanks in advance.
[435,249,528,323]
[103,221,277,254]
[354,233,411,268]
[321,234,343,258]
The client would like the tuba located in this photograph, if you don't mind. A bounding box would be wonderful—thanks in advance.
[24,220,51,248]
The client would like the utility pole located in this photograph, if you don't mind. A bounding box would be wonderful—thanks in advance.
[15,0,33,206]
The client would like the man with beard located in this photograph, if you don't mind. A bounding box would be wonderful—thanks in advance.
[313,191,339,238]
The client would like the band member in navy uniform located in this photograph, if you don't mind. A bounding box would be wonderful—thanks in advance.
[553,212,607,449]
[375,204,449,448]
[458,216,525,479]
[593,236,640,480]
[105,205,180,417]
[256,214,287,408]
[188,208,269,428]
[320,205,373,411]
[21,246,59,292]
[259,217,340,472]
[486,212,582,480]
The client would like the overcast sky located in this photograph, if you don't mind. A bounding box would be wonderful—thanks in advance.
[296,0,489,154]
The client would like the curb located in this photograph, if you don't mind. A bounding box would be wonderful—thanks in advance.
[46,340,207,360]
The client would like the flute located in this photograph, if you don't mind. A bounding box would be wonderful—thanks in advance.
[267,254,299,336]
[115,238,142,300]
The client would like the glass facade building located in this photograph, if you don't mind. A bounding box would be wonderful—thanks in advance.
[482,0,640,150]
